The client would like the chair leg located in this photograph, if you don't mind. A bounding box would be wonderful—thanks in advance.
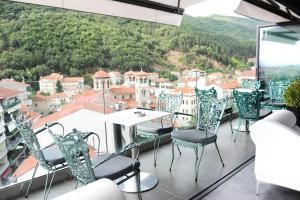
[176,145,182,155]
[43,170,50,200]
[44,169,56,200]
[229,112,233,134]
[75,180,79,189]
[25,163,38,198]
[169,142,175,171]
[195,147,204,182]
[234,118,242,142]
[214,142,224,166]
[154,135,160,167]
[135,170,142,200]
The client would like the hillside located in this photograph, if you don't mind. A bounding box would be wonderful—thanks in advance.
[0,0,264,85]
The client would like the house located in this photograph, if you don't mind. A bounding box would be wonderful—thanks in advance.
[108,71,122,85]
[32,93,72,115]
[39,73,63,94]
[61,77,84,95]
[206,79,239,99]
[0,79,31,105]
[39,73,84,95]
[92,70,110,91]
[236,68,257,83]
[171,86,196,126]
[207,72,224,81]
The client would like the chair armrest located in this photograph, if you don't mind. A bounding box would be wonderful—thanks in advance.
[174,112,196,118]
[136,107,152,111]
[45,122,65,136]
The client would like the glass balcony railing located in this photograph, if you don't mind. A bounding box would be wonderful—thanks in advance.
[3,99,21,110]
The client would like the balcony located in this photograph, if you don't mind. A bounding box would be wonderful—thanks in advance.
[3,99,21,114]
[0,119,258,199]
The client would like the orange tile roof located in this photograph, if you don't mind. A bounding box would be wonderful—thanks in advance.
[207,79,239,90]
[1,79,30,87]
[49,92,68,100]
[0,87,21,99]
[29,111,41,122]
[124,70,135,75]
[62,77,83,83]
[110,86,135,94]
[40,73,63,80]
[134,70,148,76]
[155,78,168,83]
[32,101,112,130]
[93,70,109,78]
[174,86,194,94]
[32,93,49,102]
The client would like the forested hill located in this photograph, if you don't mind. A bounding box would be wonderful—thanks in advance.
[0,0,264,83]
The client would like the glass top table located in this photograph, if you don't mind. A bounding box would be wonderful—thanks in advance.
[94,108,171,192]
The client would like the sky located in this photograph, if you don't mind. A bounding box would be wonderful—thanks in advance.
[185,0,242,17]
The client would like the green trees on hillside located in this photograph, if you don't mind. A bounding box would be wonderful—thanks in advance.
[0,1,260,86]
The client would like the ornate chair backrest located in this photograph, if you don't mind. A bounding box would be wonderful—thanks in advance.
[241,80,261,90]
[52,130,95,184]
[158,92,183,114]
[233,90,262,120]
[17,124,49,169]
[268,80,291,102]
[195,87,217,103]
[196,97,227,135]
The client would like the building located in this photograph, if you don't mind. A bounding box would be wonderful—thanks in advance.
[92,70,110,91]
[32,93,73,116]
[39,73,84,95]
[108,71,122,85]
[236,68,256,83]
[171,86,196,126]
[61,77,84,95]
[207,72,224,81]
[39,73,63,94]
[206,79,239,99]
[0,103,8,187]
[0,79,31,105]
[110,86,136,110]
[0,88,26,186]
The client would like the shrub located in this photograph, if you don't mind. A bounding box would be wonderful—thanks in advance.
[284,79,300,108]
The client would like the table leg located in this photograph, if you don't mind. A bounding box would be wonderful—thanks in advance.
[114,124,158,192]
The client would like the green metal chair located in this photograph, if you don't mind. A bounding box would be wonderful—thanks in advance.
[264,80,291,110]
[195,87,234,134]
[17,123,66,200]
[136,92,183,166]
[240,80,261,90]
[233,90,272,142]
[50,129,142,200]
[169,97,227,182]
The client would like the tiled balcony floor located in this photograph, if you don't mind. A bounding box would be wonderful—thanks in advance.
[13,120,256,200]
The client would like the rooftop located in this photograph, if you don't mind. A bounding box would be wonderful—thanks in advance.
[0,79,30,87]
[0,87,21,99]
[92,70,109,78]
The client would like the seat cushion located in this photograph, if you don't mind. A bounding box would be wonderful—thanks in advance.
[92,154,140,180]
[42,144,66,165]
[137,122,173,135]
[171,129,217,144]
[259,109,272,119]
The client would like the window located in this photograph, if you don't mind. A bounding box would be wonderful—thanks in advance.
[182,100,184,104]
[142,89,146,96]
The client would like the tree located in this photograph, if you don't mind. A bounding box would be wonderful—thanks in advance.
[56,80,63,93]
